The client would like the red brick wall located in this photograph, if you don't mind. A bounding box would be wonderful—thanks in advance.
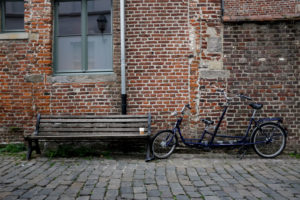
[223,21,300,150]
[0,0,122,142]
[224,0,298,16]
[125,0,190,131]
[0,39,33,142]
[0,0,299,152]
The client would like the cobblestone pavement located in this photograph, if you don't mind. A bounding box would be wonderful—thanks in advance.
[0,154,299,200]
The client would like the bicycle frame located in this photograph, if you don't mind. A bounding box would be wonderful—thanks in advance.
[171,105,282,149]
[152,91,287,159]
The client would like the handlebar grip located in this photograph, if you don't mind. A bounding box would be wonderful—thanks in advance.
[186,104,192,109]
[240,94,252,101]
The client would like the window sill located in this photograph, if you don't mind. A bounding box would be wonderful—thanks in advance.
[48,73,116,83]
[0,32,28,40]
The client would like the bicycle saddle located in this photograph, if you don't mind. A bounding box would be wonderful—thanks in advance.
[201,119,214,125]
[249,103,263,110]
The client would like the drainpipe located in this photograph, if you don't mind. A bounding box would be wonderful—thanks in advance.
[120,0,127,114]
[221,0,224,17]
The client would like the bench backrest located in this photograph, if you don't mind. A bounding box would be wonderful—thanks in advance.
[35,114,151,136]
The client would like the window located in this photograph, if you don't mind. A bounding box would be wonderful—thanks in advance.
[54,0,112,74]
[0,0,24,32]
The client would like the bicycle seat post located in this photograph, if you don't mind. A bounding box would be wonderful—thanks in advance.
[251,109,257,119]
[204,124,210,131]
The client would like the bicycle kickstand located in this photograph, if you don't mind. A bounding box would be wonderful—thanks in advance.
[237,145,248,159]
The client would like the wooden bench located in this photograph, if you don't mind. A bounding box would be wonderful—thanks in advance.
[24,113,153,161]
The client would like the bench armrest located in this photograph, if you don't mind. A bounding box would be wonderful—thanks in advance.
[148,113,151,135]
[34,114,41,135]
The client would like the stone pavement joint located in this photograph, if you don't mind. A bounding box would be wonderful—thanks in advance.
[0,154,299,200]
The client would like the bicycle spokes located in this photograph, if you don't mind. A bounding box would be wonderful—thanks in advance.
[152,131,177,159]
[252,123,286,158]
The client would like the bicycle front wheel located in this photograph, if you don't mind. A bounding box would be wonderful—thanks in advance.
[251,122,286,158]
[152,130,177,159]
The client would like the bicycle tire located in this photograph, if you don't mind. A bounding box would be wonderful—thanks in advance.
[152,130,177,159]
[251,122,286,158]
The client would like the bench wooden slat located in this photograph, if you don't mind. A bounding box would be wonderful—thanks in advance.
[40,118,148,123]
[39,123,147,128]
[37,132,148,135]
[25,113,153,161]
[40,123,106,128]
[42,115,148,119]
[29,134,148,139]
[39,127,148,132]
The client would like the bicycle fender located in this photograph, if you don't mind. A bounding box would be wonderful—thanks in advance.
[252,122,287,139]
[152,130,177,140]
[258,117,283,124]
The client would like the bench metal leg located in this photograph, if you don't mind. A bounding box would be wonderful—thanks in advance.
[26,139,41,160]
[26,139,33,160]
[145,138,154,162]
[34,139,41,154]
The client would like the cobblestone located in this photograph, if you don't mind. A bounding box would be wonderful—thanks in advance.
[0,154,299,199]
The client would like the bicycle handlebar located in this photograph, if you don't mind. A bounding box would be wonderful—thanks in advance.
[239,94,252,101]
[181,104,191,114]
[213,86,252,102]
[171,104,192,117]
[172,90,252,117]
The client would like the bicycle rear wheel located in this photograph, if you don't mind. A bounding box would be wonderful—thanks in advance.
[251,122,286,158]
[152,130,177,159]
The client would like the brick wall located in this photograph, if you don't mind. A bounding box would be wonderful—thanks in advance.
[224,0,298,16]
[125,0,191,131]
[0,38,33,142]
[0,0,122,142]
[223,0,300,22]
[0,0,299,151]
[223,21,300,150]
[188,0,225,138]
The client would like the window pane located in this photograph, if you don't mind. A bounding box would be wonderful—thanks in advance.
[88,35,112,71]
[87,0,111,34]
[56,36,82,72]
[57,1,81,36]
[5,0,24,30]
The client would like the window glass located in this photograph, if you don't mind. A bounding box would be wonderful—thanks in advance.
[56,36,82,72]
[4,0,24,31]
[87,0,112,71]
[87,0,111,34]
[57,1,81,36]
[55,0,112,73]
[88,35,112,71]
